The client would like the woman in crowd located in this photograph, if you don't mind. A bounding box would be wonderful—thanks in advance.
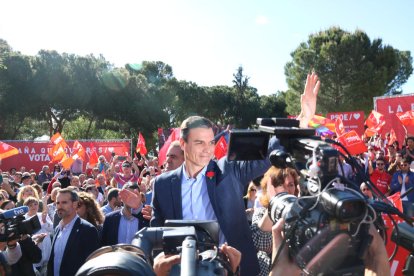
[23,196,53,275]
[250,166,299,276]
[16,185,43,212]
[76,192,105,239]
[243,182,257,225]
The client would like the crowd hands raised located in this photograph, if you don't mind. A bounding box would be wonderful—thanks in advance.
[0,72,392,275]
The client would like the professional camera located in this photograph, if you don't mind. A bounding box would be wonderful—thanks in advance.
[132,220,233,276]
[0,206,41,242]
[228,118,375,275]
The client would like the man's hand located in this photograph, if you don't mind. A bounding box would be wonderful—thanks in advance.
[220,243,241,274]
[119,189,142,209]
[153,252,181,276]
[142,204,152,220]
[298,72,320,128]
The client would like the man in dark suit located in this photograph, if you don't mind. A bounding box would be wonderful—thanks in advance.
[151,73,321,275]
[101,182,149,246]
[47,188,100,276]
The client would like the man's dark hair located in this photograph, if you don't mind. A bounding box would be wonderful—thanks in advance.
[42,181,50,192]
[401,158,410,165]
[406,136,414,143]
[180,116,214,142]
[376,157,386,163]
[58,187,79,202]
[107,188,120,202]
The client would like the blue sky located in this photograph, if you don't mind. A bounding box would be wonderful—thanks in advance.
[1,0,413,96]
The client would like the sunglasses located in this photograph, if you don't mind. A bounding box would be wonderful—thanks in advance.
[361,188,369,191]
[401,164,409,167]
[376,163,384,166]
[249,189,257,192]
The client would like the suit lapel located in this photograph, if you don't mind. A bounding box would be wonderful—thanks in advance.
[171,167,183,219]
[62,217,80,260]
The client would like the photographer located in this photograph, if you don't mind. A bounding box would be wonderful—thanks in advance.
[0,234,22,266]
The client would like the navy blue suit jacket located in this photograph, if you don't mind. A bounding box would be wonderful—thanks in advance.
[151,137,281,276]
[47,217,100,276]
[101,209,149,246]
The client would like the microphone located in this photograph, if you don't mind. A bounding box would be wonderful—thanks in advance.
[0,206,29,220]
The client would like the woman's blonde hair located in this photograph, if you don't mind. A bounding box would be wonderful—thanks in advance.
[17,185,39,202]
[244,182,257,200]
[259,166,299,207]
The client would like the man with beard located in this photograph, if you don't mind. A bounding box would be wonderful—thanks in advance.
[47,188,99,276]
[370,157,391,196]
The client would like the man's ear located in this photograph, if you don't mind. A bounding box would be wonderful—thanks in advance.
[180,138,185,151]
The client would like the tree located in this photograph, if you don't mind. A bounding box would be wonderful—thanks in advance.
[285,27,413,115]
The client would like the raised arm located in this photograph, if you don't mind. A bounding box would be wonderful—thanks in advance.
[298,72,320,128]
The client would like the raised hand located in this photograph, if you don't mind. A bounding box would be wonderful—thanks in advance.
[298,72,320,128]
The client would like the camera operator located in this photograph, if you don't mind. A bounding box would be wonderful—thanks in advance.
[268,218,390,276]
[251,166,298,276]
[0,232,21,266]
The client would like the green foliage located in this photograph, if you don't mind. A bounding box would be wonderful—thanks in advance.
[285,26,413,115]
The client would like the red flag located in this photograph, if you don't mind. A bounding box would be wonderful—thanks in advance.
[336,130,367,156]
[136,132,148,155]
[72,140,85,161]
[89,145,99,167]
[0,141,19,160]
[158,128,181,166]
[387,192,403,213]
[50,132,68,149]
[388,128,397,146]
[335,117,345,136]
[61,155,75,170]
[214,135,228,160]
[396,111,414,126]
[365,110,386,132]
[50,144,67,163]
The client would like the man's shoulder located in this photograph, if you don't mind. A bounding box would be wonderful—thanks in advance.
[156,167,181,182]
[105,209,122,219]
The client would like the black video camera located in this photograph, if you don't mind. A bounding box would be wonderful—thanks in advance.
[132,220,233,276]
[0,206,41,242]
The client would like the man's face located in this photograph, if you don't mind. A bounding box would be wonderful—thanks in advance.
[181,127,215,169]
[401,162,410,172]
[97,175,106,185]
[376,161,385,172]
[122,163,132,175]
[165,146,184,171]
[408,139,414,149]
[56,192,77,219]
[113,196,122,207]
[71,177,80,187]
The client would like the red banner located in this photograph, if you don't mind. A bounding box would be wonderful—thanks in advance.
[326,111,365,136]
[0,140,131,173]
[375,94,414,146]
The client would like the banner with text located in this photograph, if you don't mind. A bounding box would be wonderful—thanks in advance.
[375,94,414,145]
[0,140,131,173]
[326,111,365,136]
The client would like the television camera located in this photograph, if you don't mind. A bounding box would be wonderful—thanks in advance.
[0,206,41,242]
[227,117,412,275]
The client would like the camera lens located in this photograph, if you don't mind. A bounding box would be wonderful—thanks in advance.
[268,192,297,224]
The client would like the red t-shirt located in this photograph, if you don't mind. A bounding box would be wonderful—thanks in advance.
[370,170,392,194]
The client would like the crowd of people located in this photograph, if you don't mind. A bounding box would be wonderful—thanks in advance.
[0,72,393,276]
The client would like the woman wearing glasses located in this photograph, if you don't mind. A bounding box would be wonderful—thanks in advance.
[243,182,257,225]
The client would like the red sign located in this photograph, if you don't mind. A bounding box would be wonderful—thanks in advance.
[326,111,365,136]
[375,94,414,146]
[0,140,131,173]
[383,214,410,276]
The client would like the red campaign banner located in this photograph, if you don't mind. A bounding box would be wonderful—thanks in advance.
[383,214,410,276]
[326,111,365,136]
[375,94,414,146]
[0,140,131,173]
